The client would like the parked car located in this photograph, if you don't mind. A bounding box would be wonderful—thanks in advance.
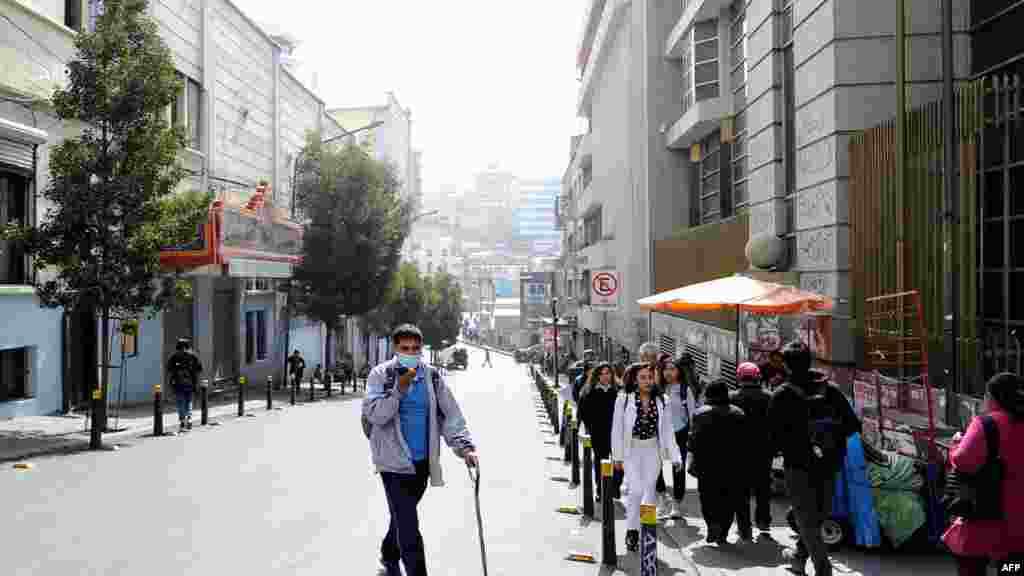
[447,347,468,370]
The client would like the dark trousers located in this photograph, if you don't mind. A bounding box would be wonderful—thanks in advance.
[786,467,834,573]
[698,476,751,538]
[655,428,689,499]
[381,460,430,576]
[954,556,988,576]
[592,446,622,499]
[748,454,774,527]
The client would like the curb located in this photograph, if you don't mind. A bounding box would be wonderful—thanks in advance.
[1,390,363,465]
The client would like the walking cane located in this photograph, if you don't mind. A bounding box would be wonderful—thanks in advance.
[467,461,489,576]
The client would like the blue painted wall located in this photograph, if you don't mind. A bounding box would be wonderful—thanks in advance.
[288,317,323,371]
[0,291,64,418]
[106,313,164,406]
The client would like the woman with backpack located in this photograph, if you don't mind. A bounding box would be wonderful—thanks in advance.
[654,354,698,518]
[611,362,684,552]
[943,372,1024,576]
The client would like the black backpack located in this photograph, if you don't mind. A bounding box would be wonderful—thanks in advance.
[942,415,1004,520]
[783,381,845,469]
[361,365,444,439]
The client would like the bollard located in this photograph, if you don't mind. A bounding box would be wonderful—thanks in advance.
[639,504,658,575]
[560,401,568,448]
[308,376,315,402]
[266,376,273,410]
[326,373,332,398]
[563,406,573,463]
[601,460,617,567]
[200,378,209,425]
[581,434,594,517]
[237,376,246,417]
[570,420,581,487]
[152,384,164,436]
[290,375,297,406]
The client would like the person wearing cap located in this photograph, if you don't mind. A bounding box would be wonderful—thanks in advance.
[730,361,775,532]
[688,378,751,543]
[166,338,201,431]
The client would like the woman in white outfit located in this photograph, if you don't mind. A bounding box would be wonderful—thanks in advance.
[611,362,684,552]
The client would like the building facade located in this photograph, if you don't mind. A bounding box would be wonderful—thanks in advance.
[513,178,562,256]
[0,0,343,417]
[328,92,415,198]
[563,0,971,385]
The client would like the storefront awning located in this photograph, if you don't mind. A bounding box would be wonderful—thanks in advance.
[160,184,303,276]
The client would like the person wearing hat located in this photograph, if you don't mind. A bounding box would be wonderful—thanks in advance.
[942,372,1024,576]
[166,338,202,431]
[688,378,750,543]
[730,361,775,533]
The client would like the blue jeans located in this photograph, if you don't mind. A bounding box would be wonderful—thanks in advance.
[381,459,430,576]
[175,391,193,420]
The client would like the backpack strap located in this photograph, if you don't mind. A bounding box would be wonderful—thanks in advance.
[981,415,1000,464]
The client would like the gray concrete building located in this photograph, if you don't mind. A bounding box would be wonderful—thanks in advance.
[564,0,971,382]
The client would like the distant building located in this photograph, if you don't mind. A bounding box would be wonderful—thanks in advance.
[513,179,562,256]
[327,92,414,198]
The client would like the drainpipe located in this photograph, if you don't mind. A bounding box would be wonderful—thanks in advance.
[941,0,959,425]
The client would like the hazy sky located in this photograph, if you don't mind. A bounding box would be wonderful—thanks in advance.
[233,0,586,195]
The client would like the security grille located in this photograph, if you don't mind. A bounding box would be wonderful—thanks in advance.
[659,335,677,358]
[685,343,708,379]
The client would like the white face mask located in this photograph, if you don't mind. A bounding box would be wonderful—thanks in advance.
[396,353,419,369]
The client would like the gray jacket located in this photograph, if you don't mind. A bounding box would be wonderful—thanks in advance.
[362,357,475,486]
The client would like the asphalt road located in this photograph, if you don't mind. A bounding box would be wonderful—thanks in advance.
[2,345,956,575]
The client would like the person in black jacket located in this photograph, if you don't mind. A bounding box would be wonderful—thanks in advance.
[730,361,775,533]
[689,378,751,544]
[166,338,202,431]
[771,341,860,576]
[579,362,621,502]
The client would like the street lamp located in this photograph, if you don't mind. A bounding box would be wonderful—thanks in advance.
[290,120,386,218]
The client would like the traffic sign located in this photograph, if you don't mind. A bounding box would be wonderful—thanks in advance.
[590,269,620,310]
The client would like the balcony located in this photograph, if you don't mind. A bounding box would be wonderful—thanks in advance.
[666,0,733,59]
[577,0,629,116]
[665,97,729,151]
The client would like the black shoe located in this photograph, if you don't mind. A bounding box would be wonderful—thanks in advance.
[378,558,400,576]
[756,521,771,532]
[625,529,639,552]
[739,529,754,542]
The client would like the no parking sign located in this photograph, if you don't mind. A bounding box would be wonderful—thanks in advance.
[590,269,620,310]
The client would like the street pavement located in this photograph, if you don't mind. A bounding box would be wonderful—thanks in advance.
[1,345,956,575]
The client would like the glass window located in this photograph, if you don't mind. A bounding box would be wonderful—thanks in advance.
[682,19,719,115]
[256,310,267,361]
[698,131,724,224]
[64,0,82,30]
[171,74,202,150]
[0,173,29,286]
[245,311,255,364]
[730,2,747,101]
[0,347,30,402]
[87,0,103,32]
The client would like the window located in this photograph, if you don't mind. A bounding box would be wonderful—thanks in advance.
[87,0,103,32]
[170,73,202,150]
[694,130,733,224]
[682,19,720,115]
[583,207,603,246]
[245,278,270,292]
[0,172,30,285]
[64,0,82,30]
[245,310,267,363]
[730,2,748,106]
[0,347,31,402]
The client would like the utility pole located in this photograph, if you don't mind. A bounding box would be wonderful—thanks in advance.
[941,0,959,425]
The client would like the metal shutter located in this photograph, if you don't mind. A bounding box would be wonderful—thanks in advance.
[0,137,33,173]
[685,343,708,379]
[658,334,676,358]
[721,357,738,389]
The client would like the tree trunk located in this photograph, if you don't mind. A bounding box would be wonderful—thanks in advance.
[90,307,110,449]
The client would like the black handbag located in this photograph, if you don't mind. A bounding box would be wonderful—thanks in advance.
[942,415,1004,520]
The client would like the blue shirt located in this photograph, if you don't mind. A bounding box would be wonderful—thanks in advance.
[398,367,429,462]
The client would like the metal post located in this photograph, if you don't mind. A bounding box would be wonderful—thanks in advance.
[200,379,209,425]
[266,376,273,410]
[152,384,163,436]
[309,374,315,402]
[941,0,960,426]
[237,376,246,417]
[290,374,296,405]
[570,420,580,487]
[601,460,617,567]
[639,504,658,575]
[581,434,594,517]
[563,405,573,462]
[327,373,333,398]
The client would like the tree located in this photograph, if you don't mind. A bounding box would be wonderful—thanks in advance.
[290,134,414,370]
[421,272,464,354]
[2,0,210,448]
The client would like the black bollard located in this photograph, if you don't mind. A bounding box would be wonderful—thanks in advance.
[563,406,573,463]
[200,379,209,425]
[308,376,315,402]
[326,374,332,398]
[640,504,657,575]
[266,376,273,410]
[237,376,246,417]
[570,420,580,487]
[601,460,617,567]
[560,402,568,448]
[152,384,164,436]
[581,434,594,517]
[290,374,296,406]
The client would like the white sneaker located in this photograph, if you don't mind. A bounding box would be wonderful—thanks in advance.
[671,500,682,518]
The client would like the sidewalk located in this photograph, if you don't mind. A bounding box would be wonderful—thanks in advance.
[0,380,362,464]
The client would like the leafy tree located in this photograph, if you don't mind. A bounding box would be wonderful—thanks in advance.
[2,0,210,448]
[290,134,414,370]
[421,272,464,353]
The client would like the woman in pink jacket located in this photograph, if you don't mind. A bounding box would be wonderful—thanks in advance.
[942,372,1024,575]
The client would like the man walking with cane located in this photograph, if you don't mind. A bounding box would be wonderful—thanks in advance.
[482,347,493,368]
[363,324,478,576]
